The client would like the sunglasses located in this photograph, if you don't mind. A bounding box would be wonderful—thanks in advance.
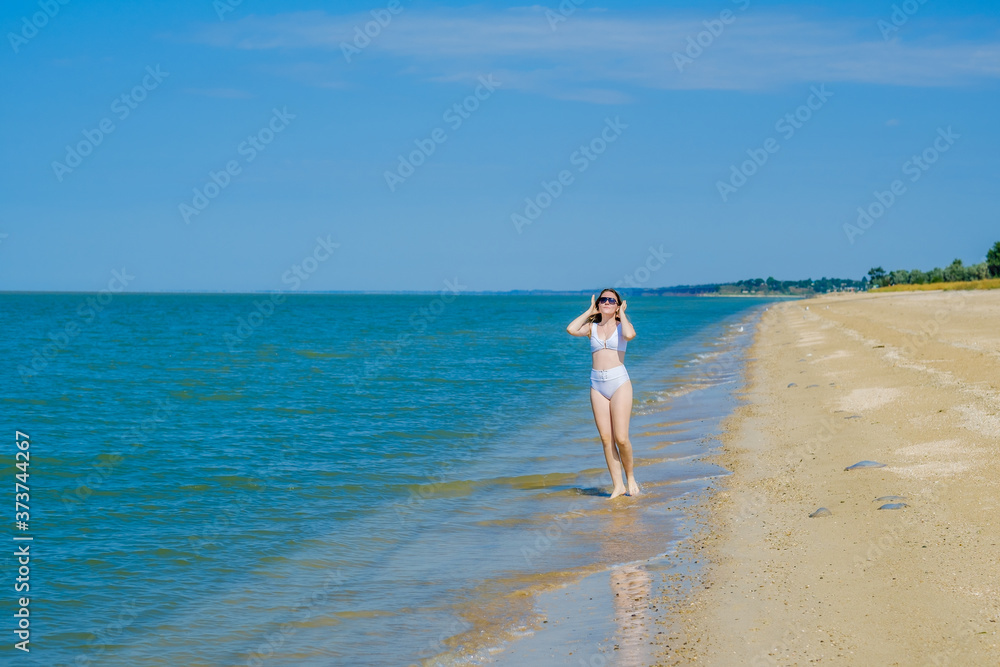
[598,296,618,305]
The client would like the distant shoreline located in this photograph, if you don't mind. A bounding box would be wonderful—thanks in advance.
[0,290,814,297]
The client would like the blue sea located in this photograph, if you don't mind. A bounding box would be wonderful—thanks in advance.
[1,293,779,666]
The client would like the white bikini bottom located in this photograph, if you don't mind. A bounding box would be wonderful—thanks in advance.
[590,365,630,400]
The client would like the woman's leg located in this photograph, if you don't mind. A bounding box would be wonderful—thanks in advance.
[610,380,640,495]
[591,388,626,498]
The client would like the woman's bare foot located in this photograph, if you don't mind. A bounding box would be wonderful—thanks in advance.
[627,479,641,496]
[609,485,627,499]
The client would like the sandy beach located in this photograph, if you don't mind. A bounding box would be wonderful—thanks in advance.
[656,289,1000,666]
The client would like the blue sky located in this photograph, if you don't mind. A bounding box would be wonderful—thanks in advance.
[1,0,998,292]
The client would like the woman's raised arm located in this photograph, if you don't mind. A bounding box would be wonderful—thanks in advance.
[566,294,597,336]
[618,299,636,341]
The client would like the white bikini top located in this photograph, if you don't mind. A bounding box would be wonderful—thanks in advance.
[590,321,627,353]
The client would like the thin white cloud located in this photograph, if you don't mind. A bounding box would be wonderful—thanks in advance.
[187,7,1000,97]
[255,61,349,89]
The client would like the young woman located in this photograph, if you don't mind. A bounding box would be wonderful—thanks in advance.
[565,288,639,499]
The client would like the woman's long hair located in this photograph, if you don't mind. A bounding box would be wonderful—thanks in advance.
[587,287,624,324]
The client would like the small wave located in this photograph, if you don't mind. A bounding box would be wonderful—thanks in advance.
[294,349,351,358]
[397,471,584,501]
[167,389,244,402]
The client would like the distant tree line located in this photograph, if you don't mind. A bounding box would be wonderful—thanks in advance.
[646,276,865,296]
[867,241,1000,288]
[731,277,865,294]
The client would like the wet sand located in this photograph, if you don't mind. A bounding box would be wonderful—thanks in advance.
[656,290,1000,665]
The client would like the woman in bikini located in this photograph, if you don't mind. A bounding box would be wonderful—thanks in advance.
[565,288,640,499]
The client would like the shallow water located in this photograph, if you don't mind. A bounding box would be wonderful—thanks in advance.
[0,293,777,665]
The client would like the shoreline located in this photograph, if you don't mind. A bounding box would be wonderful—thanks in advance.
[469,304,771,666]
[655,290,1000,665]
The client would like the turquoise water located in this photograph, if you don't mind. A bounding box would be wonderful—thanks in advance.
[1,293,777,666]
